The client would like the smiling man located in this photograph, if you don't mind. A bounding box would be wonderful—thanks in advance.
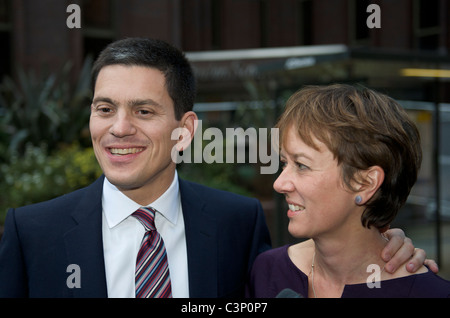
[90,65,188,204]
[0,38,432,298]
[0,38,273,298]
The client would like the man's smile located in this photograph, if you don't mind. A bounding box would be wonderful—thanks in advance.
[108,147,145,156]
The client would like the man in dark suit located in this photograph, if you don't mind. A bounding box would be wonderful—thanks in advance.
[0,38,432,298]
[0,174,270,297]
[0,38,271,298]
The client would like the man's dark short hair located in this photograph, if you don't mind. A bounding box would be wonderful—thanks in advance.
[91,37,196,120]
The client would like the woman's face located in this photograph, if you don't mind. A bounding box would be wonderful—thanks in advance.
[273,125,360,239]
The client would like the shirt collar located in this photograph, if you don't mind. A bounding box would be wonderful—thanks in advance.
[102,171,180,229]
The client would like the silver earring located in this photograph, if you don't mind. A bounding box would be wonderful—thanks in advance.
[355,195,362,205]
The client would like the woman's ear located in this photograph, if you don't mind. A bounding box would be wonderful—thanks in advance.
[356,166,385,204]
[175,111,198,152]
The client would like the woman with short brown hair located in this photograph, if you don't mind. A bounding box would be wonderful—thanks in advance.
[247,84,450,298]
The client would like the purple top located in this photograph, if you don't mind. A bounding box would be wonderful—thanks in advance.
[246,245,450,298]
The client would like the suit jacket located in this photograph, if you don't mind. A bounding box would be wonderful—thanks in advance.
[0,175,271,298]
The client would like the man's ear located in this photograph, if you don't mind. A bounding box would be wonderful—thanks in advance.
[357,166,385,204]
[175,111,198,152]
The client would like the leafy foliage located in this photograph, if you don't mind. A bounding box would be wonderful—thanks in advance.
[0,143,102,222]
[0,58,95,224]
[0,57,93,162]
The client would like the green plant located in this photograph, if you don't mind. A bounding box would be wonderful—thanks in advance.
[0,143,102,224]
[0,57,93,162]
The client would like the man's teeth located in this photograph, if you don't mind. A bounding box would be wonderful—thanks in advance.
[289,204,305,212]
[110,148,143,155]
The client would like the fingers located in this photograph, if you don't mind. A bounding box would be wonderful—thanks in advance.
[383,236,414,273]
[424,259,439,274]
[380,228,438,274]
[380,228,406,263]
[404,247,426,273]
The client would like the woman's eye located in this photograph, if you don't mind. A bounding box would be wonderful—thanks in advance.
[296,162,309,170]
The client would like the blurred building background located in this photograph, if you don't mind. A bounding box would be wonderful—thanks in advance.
[0,0,449,277]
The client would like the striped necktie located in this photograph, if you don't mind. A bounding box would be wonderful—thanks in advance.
[132,207,172,298]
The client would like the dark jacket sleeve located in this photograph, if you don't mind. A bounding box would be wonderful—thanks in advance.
[0,208,29,297]
[247,200,272,274]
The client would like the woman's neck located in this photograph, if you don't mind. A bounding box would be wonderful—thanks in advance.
[310,227,388,296]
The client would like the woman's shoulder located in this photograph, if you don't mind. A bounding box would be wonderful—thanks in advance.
[248,244,310,298]
[343,267,450,298]
[384,262,450,297]
[254,240,314,267]
[253,244,290,266]
[409,270,450,297]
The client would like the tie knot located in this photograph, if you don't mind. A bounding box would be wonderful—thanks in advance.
[133,207,156,232]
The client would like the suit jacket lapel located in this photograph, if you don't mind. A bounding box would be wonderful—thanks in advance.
[179,179,218,298]
[62,176,219,297]
[63,176,108,297]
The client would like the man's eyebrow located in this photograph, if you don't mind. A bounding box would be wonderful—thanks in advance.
[91,97,163,108]
[127,98,163,108]
[92,96,117,105]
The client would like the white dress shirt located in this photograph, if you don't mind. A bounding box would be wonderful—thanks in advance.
[101,171,189,298]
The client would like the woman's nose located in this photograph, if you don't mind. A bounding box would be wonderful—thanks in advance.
[273,166,295,194]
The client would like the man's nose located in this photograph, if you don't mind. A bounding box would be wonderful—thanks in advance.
[110,111,137,137]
